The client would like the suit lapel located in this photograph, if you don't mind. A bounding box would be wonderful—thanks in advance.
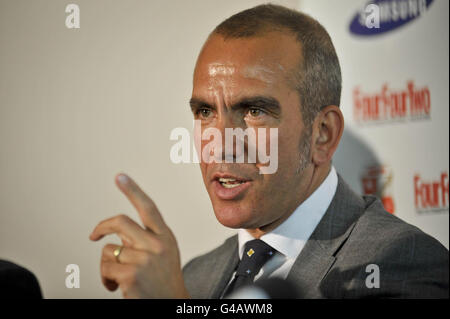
[207,235,240,299]
[287,174,366,298]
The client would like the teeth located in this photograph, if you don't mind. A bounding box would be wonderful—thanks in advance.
[222,183,243,188]
[218,177,245,188]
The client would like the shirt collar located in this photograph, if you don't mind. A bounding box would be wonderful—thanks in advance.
[238,166,338,260]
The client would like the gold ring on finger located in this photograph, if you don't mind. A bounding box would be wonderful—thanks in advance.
[113,245,123,263]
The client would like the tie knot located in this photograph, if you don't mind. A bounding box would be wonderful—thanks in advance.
[236,239,275,277]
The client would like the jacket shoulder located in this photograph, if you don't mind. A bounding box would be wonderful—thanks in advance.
[332,195,449,298]
[354,195,447,251]
[183,235,237,298]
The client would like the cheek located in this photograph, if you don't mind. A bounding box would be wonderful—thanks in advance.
[279,131,300,162]
[269,124,301,172]
[253,119,303,167]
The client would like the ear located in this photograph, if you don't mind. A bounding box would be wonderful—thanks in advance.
[311,105,344,166]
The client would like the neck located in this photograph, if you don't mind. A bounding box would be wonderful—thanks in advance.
[246,163,332,239]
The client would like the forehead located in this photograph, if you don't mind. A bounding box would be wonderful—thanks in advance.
[193,32,302,92]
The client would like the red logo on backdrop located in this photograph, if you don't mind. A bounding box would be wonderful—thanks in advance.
[361,165,395,214]
[353,81,431,124]
[414,172,449,214]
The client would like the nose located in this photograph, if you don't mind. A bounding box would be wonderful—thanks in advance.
[213,113,247,163]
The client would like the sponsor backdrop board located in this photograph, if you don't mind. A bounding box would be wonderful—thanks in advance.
[298,0,449,248]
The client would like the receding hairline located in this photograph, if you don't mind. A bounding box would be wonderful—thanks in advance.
[197,29,305,88]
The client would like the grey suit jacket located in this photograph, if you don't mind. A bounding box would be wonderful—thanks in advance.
[183,175,449,298]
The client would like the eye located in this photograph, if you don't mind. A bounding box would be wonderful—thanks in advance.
[197,108,212,119]
[247,107,265,117]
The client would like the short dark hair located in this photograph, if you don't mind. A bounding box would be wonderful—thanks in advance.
[212,4,342,127]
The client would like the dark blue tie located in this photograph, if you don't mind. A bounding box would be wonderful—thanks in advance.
[224,239,276,297]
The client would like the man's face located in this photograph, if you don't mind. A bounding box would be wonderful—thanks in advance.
[191,32,314,231]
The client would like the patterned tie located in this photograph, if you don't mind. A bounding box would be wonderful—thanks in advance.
[224,239,276,297]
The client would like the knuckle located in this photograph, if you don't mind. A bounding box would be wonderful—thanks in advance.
[152,240,165,255]
[115,214,130,225]
[140,202,153,214]
[102,243,114,255]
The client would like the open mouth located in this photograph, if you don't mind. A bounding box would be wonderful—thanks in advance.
[218,177,246,189]
[212,174,252,200]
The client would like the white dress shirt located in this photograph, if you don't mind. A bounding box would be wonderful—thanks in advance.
[223,166,338,295]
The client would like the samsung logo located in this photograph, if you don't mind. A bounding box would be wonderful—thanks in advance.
[350,0,434,36]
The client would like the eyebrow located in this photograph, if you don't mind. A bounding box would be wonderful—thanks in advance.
[189,96,281,115]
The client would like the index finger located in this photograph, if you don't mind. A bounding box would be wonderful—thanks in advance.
[116,173,166,234]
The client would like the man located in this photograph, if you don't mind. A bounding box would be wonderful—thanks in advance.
[89,4,449,298]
